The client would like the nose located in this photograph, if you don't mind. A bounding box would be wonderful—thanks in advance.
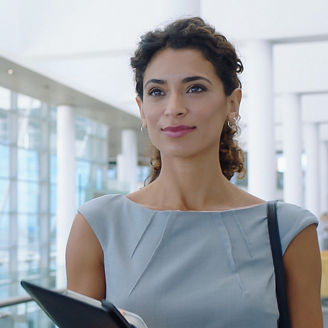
[164,91,187,117]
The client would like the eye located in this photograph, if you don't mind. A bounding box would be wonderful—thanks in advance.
[148,88,165,97]
[187,85,206,94]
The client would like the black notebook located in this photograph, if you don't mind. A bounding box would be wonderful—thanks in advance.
[21,280,148,328]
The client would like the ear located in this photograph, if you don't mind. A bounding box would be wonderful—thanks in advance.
[227,88,242,119]
[136,96,147,128]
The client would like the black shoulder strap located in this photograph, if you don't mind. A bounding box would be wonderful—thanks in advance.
[267,201,291,328]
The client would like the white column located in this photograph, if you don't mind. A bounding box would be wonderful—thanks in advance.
[303,122,320,216]
[246,41,276,200]
[56,105,76,286]
[122,129,138,192]
[9,92,18,283]
[117,153,124,182]
[39,105,50,271]
[117,129,138,193]
[102,126,109,189]
[158,0,201,22]
[320,141,328,215]
[281,94,303,206]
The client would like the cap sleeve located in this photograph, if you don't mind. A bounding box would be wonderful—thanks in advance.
[276,202,319,255]
[77,194,117,247]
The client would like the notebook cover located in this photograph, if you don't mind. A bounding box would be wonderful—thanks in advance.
[21,280,132,328]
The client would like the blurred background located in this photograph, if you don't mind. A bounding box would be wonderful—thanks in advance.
[0,0,327,326]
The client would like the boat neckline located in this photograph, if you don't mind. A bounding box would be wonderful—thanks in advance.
[121,194,268,214]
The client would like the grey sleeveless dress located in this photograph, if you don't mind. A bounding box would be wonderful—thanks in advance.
[78,194,318,328]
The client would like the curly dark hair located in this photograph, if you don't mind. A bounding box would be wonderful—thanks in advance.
[130,17,245,183]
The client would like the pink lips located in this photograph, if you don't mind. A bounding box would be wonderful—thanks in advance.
[161,125,196,138]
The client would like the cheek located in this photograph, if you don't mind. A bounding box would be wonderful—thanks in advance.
[142,107,162,144]
[189,94,226,117]
[196,105,224,127]
[143,109,160,130]
[195,103,227,139]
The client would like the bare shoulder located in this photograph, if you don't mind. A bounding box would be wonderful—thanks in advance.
[66,213,106,300]
[66,212,104,268]
[126,186,151,202]
[126,185,157,208]
[283,224,323,327]
[228,184,266,207]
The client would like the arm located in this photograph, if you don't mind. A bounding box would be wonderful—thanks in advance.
[66,213,106,300]
[283,223,323,327]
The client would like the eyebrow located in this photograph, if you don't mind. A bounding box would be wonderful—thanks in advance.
[144,75,212,89]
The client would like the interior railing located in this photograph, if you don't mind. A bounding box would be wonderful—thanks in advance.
[0,266,64,328]
[0,289,65,328]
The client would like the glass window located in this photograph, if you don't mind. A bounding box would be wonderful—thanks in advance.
[107,165,117,180]
[137,166,150,183]
[0,213,9,249]
[0,100,111,294]
[50,121,57,153]
[76,116,92,137]
[0,87,10,110]
[17,214,39,247]
[76,160,91,188]
[50,184,56,215]
[40,103,48,118]
[0,90,58,299]
[50,106,57,120]
[235,152,248,188]
[17,117,41,149]
[76,186,87,208]
[50,215,56,254]
[0,258,9,280]
[17,214,40,274]
[17,94,41,117]
[76,160,90,207]
[277,152,285,172]
[276,152,284,189]
[0,254,9,282]
[92,138,107,162]
[50,256,56,272]
[101,140,108,163]
[277,172,284,190]
[76,136,91,159]
[0,110,9,144]
[96,166,103,189]
[17,181,39,213]
[0,145,9,177]
[92,138,99,161]
[50,154,57,184]
[76,117,92,159]
[95,123,107,138]
[18,258,40,275]
[17,148,39,181]
[0,178,9,212]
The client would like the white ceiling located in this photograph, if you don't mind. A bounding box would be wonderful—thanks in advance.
[0,0,328,126]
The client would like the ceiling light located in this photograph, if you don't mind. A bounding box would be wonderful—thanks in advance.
[7,69,14,75]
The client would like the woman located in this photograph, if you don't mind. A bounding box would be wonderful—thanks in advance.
[66,17,323,327]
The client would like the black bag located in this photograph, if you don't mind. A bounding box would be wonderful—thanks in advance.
[267,201,291,328]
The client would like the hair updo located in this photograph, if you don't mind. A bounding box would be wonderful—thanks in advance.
[130,17,245,184]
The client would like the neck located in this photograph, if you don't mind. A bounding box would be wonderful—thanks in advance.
[146,149,236,211]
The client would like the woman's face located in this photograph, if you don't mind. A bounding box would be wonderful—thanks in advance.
[136,48,241,159]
